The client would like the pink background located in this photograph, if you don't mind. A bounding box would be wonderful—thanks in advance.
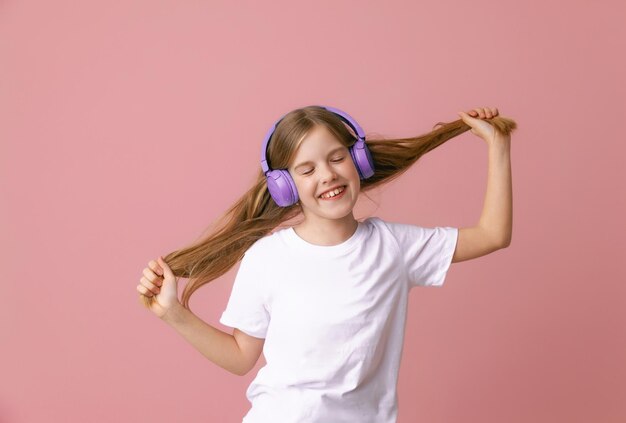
[1,1,625,422]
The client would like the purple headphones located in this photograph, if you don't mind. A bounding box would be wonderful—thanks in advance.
[260,105,375,207]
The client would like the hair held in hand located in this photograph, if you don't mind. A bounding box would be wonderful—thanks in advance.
[140,106,517,311]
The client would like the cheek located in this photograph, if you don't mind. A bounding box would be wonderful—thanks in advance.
[343,161,360,180]
[295,178,316,199]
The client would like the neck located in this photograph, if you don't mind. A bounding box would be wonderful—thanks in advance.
[293,213,359,246]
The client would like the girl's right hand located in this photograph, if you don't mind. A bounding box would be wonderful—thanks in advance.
[137,256,181,319]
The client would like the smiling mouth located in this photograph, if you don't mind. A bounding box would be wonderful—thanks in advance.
[319,185,346,199]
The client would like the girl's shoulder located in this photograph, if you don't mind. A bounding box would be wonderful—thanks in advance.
[244,226,291,257]
[361,215,397,230]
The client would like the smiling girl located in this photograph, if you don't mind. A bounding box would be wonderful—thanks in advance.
[137,105,517,422]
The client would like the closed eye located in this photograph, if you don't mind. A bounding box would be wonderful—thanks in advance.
[300,157,345,176]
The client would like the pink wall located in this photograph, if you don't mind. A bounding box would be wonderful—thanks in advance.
[1,1,625,422]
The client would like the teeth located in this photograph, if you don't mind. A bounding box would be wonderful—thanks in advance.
[320,186,345,199]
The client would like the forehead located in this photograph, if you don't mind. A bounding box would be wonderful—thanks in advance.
[292,125,344,160]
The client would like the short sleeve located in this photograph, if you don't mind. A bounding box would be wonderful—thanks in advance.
[219,248,270,339]
[384,221,459,288]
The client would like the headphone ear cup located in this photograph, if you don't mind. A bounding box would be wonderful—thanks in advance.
[349,139,375,179]
[265,169,299,207]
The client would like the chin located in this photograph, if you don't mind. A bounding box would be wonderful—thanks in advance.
[318,201,357,219]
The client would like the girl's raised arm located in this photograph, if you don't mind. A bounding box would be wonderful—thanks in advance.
[452,108,513,263]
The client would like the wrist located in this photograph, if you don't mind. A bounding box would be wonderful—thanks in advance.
[161,302,187,325]
[486,131,511,149]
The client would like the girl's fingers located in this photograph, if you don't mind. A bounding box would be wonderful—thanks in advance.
[137,284,152,297]
[140,276,160,294]
[143,267,162,284]
[137,283,158,297]
[137,284,154,296]
[148,260,164,277]
[469,107,499,119]
[470,109,486,118]
[157,256,169,273]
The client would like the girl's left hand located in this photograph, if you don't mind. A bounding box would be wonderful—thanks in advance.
[457,107,500,143]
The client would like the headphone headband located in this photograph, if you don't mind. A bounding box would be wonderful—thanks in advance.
[260,105,366,174]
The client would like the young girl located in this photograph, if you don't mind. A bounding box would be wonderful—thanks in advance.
[137,105,516,422]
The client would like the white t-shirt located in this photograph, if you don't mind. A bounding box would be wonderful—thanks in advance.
[219,216,458,423]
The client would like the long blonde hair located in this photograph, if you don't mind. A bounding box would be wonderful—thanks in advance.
[141,105,517,310]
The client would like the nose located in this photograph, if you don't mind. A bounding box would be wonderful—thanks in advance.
[319,162,337,184]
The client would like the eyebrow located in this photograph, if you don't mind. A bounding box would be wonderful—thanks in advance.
[293,146,347,170]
